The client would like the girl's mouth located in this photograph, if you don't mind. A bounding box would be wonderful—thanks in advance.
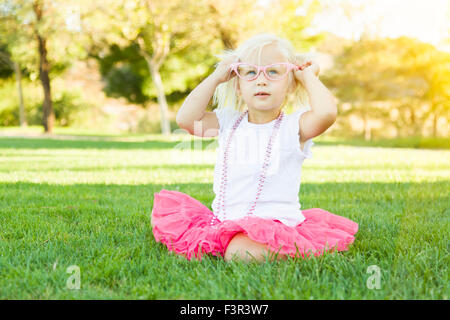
[255,92,271,97]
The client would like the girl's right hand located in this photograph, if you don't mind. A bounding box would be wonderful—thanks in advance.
[211,55,240,84]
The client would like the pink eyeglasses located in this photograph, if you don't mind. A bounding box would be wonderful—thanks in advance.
[229,62,301,81]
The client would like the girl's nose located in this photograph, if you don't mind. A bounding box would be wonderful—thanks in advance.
[255,69,268,84]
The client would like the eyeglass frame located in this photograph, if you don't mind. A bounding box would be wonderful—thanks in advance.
[229,62,301,81]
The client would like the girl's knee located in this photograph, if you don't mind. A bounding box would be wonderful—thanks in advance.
[224,232,289,262]
[224,232,270,263]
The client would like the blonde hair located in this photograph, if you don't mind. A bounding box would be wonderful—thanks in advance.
[212,33,309,114]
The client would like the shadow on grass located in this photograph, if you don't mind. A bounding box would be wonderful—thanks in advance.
[319,136,450,150]
[0,164,216,173]
[1,135,449,151]
[0,136,218,150]
[3,163,450,173]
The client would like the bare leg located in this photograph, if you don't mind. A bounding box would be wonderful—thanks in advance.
[224,232,288,263]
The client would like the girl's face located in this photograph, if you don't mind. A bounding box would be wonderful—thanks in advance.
[237,44,292,112]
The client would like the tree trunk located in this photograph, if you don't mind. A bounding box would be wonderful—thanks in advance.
[37,34,54,133]
[361,111,371,141]
[13,61,27,127]
[393,125,399,138]
[364,122,371,141]
[148,64,171,135]
[432,112,437,138]
[137,33,171,135]
[33,0,54,133]
[409,105,419,136]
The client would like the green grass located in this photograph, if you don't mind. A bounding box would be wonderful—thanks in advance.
[0,133,448,299]
[1,125,449,149]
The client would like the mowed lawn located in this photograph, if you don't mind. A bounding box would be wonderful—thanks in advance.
[0,134,448,299]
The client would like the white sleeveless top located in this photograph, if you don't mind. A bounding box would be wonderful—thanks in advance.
[211,106,315,227]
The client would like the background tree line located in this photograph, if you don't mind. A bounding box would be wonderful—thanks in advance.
[0,0,448,140]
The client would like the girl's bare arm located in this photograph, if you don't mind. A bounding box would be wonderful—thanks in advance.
[294,61,338,142]
[175,73,221,130]
[176,55,238,137]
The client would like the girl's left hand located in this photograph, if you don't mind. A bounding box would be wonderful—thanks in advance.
[293,60,320,82]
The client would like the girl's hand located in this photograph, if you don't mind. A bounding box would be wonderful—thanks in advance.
[293,60,320,84]
[211,55,239,84]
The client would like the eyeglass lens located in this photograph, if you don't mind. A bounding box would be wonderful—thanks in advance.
[236,64,290,80]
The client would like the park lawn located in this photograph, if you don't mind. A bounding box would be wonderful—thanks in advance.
[0,134,448,299]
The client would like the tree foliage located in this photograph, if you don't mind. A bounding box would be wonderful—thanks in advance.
[323,37,449,138]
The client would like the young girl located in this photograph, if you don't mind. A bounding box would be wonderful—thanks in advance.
[151,33,358,263]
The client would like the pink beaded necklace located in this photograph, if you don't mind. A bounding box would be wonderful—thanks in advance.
[210,109,285,226]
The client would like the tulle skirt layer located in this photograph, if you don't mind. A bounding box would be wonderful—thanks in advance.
[151,189,358,261]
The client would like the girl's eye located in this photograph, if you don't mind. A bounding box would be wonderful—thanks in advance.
[246,70,256,75]
[268,69,279,74]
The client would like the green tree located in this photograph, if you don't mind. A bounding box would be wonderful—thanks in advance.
[0,2,33,127]
[77,0,218,134]
[323,37,450,139]
[0,0,87,133]
[77,0,268,134]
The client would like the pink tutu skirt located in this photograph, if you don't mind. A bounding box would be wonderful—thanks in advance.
[151,189,358,261]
